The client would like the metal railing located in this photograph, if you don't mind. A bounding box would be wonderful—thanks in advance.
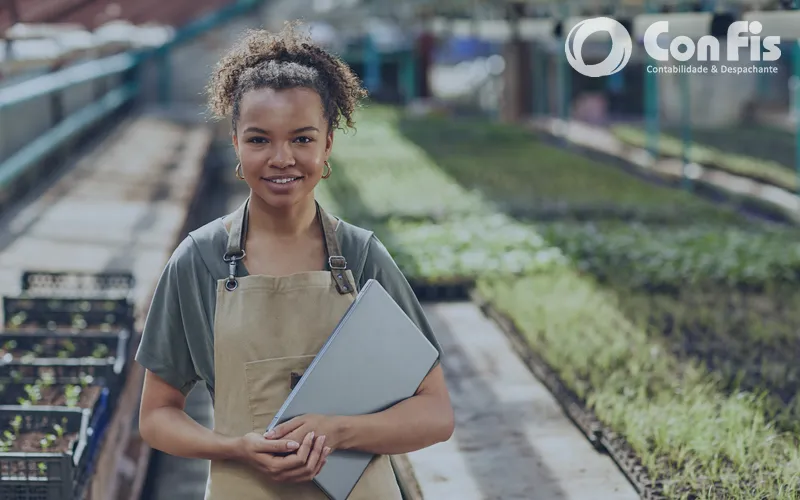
[0,0,264,207]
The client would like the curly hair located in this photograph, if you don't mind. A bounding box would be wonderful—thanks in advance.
[207,21,368,133]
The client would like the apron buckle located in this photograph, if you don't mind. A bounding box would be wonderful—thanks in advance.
[223,251,245,292]
[328,256,347,270]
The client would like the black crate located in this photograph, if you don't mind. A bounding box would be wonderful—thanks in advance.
[0,406,91,500]
[3,297,134,332]
[0,330,128,391]
[20,271,135,300]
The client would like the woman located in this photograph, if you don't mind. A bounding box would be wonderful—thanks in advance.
[136,22,454,500]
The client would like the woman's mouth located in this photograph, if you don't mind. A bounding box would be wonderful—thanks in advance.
[261,175,304,193]
[265,177,302,184]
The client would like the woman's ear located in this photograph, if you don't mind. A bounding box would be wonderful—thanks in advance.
[232,131,240,159]
[325,129,334,155]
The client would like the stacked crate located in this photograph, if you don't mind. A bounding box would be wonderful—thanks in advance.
[0,270,135,500]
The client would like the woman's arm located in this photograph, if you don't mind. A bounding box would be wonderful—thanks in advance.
[139,370,242,460]
[336,364,454,454]
[268,364,454,455]
[139,368,335,480]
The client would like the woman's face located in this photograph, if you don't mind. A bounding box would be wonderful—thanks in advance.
[232,87,332,211]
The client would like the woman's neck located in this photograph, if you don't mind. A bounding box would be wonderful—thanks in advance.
[247,193,318,238]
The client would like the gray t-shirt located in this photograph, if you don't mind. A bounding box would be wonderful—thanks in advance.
[135,215,442,403]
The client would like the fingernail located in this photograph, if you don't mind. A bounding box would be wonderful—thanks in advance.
[324,447,331,454]
[309,431,315,440]
[288,441,300,449]
[265,430,275,438]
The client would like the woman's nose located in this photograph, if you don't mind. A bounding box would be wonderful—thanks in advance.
[271,142,295,168]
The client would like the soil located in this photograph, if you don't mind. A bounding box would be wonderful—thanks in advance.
[3,384,102,409]
[8,431,79,453]
[0,338,112,360]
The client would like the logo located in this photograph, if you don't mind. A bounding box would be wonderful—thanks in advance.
[565,17,632,77]
[566,17,783,77]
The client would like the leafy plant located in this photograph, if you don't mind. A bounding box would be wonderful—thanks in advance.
[92,343,109,359]
[21,384,41,405]
[39,434,56,451]
[377,214,567,282]
[64,385,81,408]
[10,416,22,435]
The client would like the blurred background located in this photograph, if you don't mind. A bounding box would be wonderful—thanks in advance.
[1,1,800,500]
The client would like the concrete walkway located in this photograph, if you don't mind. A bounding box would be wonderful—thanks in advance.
[408,302,638,500]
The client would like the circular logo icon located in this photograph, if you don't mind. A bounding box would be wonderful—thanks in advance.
[565,17,632,77]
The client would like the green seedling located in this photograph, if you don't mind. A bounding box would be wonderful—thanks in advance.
[53,424,64,439]
[92,344,110,359]
[23,384,41,405]
[64,385,81,408]
[62,340,76,353]
[11,416,22,435]
[39,372,55,387]
[39,434,56,451]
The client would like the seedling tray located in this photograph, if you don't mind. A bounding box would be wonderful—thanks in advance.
[0,406,91,500]
[20,270,135,300]
[3,296,134,331]
[0,329,129,390]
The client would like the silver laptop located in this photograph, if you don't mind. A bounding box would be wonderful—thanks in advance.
[266,278,439,500]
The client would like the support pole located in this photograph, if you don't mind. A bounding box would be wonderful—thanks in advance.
[644,0,659,159]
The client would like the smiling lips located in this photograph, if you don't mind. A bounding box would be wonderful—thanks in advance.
[261,174,304,192]
[263,174,304,183]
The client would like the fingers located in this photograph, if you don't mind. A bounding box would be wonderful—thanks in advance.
[275,435,329,482]
[252,437,301,454]
[314,446,332,476]
[295,431,315,464]
[304,435,326,474]
[265,418,304,439]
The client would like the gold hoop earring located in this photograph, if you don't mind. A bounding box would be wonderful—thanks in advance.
[322,160,332,179]
[235,162,245,180]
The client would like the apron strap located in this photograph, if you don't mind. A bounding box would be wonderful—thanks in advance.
[223,198,354,295]
[223,199,248,292]
[317,203,355,296]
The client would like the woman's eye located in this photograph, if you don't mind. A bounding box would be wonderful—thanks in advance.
[248,137,267,144]
[295,136,312,144]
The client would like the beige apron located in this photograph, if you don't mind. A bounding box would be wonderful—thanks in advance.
[205,198,402,500]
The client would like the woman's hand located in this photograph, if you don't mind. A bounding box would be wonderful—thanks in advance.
[265,414,342,450]
[236,431,331,483]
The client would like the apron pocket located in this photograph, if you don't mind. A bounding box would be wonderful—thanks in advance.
[244,355,316,433]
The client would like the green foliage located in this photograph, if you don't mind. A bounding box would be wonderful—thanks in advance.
[539,221,800,290]
[377,214,567,282]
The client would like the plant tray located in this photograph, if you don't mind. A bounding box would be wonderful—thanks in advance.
[0,406,91,500]
[3,296,134,332]
[20,271,135,300]
[0,329,129,390]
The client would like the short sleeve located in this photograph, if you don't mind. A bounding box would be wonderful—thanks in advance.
[359,235,444,362]
[135,238,200,396]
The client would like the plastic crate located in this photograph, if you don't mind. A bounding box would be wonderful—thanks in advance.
[3,297,134,332]
[20,271,135,300]
[0,406,91,500]
[0,385,110,500]
[0,330,129,392]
